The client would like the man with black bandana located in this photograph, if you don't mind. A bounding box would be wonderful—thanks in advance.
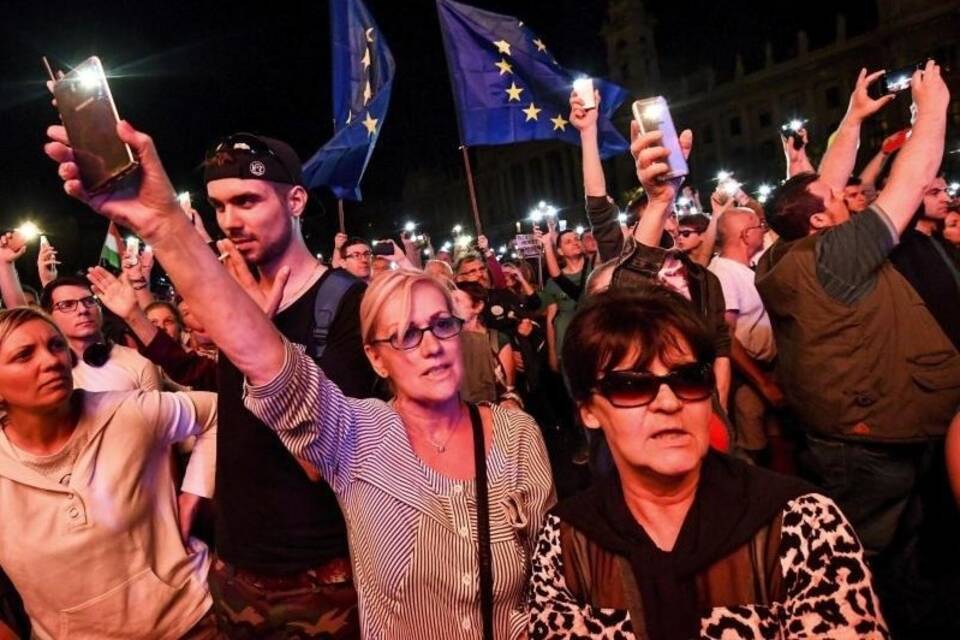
[203,133,374,638]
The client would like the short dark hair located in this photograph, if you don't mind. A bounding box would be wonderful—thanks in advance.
[626,191,648,216]
[455,280,489,306]
[845,176,862,187]
[40,275,93,312]
[341,237,370,259]
[766,172,823,241]
[556,229,578,250]
[561,286,716,403]
[677,213,710,234]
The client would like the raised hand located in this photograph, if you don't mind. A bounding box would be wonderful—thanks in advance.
[217,239,291,318]
[44,121,181,241]
[86,266,139,320]
[846,68,896,123]
[630,123,694,206]
[569,89,600,132]
[37,240,60,287]
[911,59,950,118]
[0,232,26,264]
[477,234,490,253]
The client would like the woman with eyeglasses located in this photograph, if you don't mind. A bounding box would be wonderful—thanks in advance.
[0,307,218,639]
[528,287,888,640]
[247,269,555,638]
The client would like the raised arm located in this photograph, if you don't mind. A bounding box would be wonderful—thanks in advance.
[44,121,286,385]
[782,128,815,179]
[570,89,606,198]
[0,234,27,309]
[630,123,693,248]
[818,69,895,192]
[859,129,905,192]
[874,61,949,233]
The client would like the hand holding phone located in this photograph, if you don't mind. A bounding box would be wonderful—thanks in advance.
[46,56,138,193]
[632,97,689,182]
[573,78,596,110]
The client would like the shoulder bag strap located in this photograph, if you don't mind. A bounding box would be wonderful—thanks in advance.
[468,403,494,640]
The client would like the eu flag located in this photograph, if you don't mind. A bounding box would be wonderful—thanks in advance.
[436,0,628,158]
[303,0,395,201]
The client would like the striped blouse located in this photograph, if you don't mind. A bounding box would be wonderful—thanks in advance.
[243,340,556,639]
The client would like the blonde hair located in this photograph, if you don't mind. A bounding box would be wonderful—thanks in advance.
[0,307,66,350]
[360,269,456,345]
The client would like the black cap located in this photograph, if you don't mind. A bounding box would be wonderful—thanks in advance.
[203,133,304,186]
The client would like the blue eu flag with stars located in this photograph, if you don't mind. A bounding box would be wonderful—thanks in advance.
[436,0,628,158]
[303,0,395,201]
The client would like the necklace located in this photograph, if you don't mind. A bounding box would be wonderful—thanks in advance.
[421,404,465,454]
[279,262,324,308]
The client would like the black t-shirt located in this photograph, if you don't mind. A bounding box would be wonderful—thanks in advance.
[214,268,375,574]
[890,229,960,350]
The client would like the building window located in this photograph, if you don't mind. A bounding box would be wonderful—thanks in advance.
[758,111,772,128]
[825,86,841,109]
[729,116,742,136]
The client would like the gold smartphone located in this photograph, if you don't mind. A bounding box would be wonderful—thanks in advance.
[47,56,138,193]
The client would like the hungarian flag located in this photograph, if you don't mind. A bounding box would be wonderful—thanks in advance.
[99,221,124,270]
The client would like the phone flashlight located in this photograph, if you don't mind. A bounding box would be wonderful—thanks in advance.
[573,78,596,110]
[178,192,192,212]
[126,236,140,257]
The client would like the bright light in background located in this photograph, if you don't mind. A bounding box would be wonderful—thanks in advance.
[677,196,691,207]
[575,225,585,235]
[642,102,665,121]
[498,244,507,253]
[757,183,774,204]
[510,251,518,259]
[452,224,462,235]
[404,221,416,232]
[721,180,742,197]
[716,170,731,182]
[15,221,41,242]
[441,241,452,251]
[617,213,628,223]
[456,235,473,248]
[949,182,960,196]
[787,119,804,132]
[529,200,557,222]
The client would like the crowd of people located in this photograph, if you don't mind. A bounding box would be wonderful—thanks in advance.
[0,60,957,639]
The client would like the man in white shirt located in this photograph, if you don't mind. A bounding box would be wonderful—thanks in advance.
[40,275,161,392]
[709,209,786,466]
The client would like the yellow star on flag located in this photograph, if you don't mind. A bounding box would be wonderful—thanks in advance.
[361,47,371,69]
[505,82,523,102]
[362,112,378,136]
[523,103,541,122]
[363,80,372,105]
[551,114,568,131]
[533,38,547,52]
[494,59,513,75]
[493,39,511,55]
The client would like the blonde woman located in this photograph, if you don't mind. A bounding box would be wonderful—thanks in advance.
[0,308,217,639]
[47,119,555,639]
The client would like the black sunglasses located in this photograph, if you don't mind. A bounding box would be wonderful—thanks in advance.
[370,315,463,350]
[206,133,296,183]
[593,362,715,408]
[677,229,699,238]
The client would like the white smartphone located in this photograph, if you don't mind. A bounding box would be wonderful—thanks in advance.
[573,78,596,110]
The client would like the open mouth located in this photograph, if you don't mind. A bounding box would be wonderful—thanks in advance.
[650,428,690,442]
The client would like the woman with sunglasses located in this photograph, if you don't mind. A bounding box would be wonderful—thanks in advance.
[528,287,888,639]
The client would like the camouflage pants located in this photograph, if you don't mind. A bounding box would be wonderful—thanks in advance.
[209,557,360,639]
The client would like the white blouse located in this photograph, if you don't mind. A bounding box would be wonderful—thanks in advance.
[243,341,556,639]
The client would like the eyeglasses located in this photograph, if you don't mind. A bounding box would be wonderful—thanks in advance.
[677,229,700,238]
[370,315,463,350]
[741,222,768,234]
[593,362,715,408]
[52,295,99,314]
[206,133,296,183]
[345,250,372,260]
[458,265,487,278]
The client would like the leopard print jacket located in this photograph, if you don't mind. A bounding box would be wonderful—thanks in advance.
[528,493,889,639]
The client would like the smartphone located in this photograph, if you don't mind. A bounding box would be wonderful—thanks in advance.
[573,78,596,110]
[178,192,192,213]
[48,56,138,193]
[869,60,929,99]
[372,241,394,256]
[558,219,567,231]
[780,119,807,150]
[126,236,140,258]
[632,97,688,181]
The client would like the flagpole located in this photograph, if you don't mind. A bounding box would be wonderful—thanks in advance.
[337,199,346,234]
[460,146,483,235]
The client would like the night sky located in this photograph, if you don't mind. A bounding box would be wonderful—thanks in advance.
[0,0,874,284]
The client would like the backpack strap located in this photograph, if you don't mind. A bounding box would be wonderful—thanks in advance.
[310,269,359,359]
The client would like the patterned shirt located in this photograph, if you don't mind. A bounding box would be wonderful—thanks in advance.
[243,340,556,639]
